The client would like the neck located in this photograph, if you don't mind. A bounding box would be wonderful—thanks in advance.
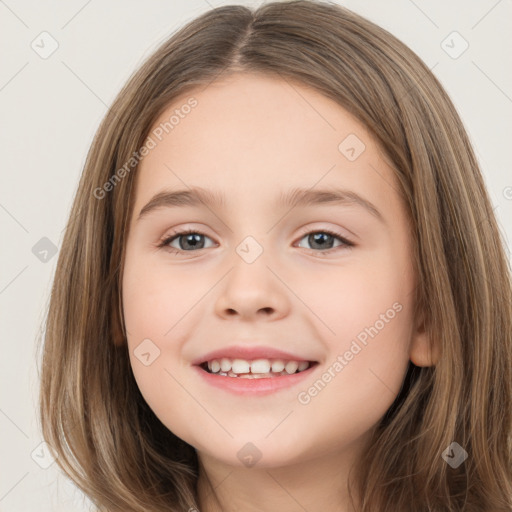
[195,439,367,512]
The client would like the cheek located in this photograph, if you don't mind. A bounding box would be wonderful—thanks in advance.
[292,305,412,464]
[122,253,200,337]
[121,254,205,436]
[296,250,413,412]
[298,257,413,435]
[300,247,413,353]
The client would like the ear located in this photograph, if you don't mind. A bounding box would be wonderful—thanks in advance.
[409,306,439,367]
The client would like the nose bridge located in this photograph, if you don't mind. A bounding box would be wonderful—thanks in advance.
[223,199,278,264]
[230,233,273,295]
[234,233,267,266]
[214,232,290,320]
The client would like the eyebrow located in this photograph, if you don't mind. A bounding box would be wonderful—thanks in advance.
[136,186,384,223]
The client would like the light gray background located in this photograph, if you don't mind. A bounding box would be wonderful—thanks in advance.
[0,1,511,510]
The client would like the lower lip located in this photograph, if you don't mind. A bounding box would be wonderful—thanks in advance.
[193,363,319,396]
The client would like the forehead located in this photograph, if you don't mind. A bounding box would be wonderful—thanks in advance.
[132,72,399,218]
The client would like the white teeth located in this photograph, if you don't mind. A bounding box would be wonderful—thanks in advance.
[271,359,285,372]
[298,361,309,372]
[285,361,299,374]
[250,359,271,374]
[220,358,231,372]
[231,359,250,374]
[204,357,312,376]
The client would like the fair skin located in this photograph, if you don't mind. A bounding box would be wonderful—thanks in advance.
[121,72,436,512]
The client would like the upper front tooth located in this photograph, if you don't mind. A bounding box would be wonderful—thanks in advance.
[211,360,221,373]
[220,358,231,372]
[231,359,251,374]
[251,359,271,374]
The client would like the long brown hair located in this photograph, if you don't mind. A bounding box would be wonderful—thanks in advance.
[38,1,512,510]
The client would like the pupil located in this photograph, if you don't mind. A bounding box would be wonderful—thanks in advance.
[309,232,333,250]
[181,233,204,250]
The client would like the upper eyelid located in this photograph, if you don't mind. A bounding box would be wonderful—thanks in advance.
[163,226,352,239]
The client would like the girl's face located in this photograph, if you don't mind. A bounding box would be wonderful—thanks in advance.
[121,72,433,469]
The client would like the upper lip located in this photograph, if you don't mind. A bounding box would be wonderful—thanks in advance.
[192,345,318,366]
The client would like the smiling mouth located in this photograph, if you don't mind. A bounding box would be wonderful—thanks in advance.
[199,359,319,379]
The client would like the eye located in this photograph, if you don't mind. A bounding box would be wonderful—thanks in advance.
[158,228,216,254]
[295,229,354,253]
[158,228,354,255]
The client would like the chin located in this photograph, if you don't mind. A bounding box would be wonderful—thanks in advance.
[197,435,308,470]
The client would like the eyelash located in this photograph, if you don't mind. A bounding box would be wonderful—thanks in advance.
[157,227,355,256]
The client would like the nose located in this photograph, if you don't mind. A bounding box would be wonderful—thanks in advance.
[214,260,290,322]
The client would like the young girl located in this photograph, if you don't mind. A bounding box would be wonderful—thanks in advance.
[38,1,512,511]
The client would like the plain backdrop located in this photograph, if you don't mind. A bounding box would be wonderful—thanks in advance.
[0,0,511,510]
